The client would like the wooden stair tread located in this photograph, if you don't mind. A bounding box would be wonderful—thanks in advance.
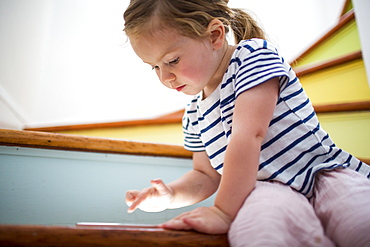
[0,224,229,247]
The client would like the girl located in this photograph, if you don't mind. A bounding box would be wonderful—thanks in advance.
[123,0,370,246]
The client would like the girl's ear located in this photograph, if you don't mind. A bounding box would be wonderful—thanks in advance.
[207,19,225,50]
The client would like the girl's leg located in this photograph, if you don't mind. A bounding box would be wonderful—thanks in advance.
[228,181,334,247]
[313,168,370,247]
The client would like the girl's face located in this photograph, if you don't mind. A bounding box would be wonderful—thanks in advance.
[129,28,224,96]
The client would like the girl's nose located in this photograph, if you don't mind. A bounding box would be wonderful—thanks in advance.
[159,68,176,88]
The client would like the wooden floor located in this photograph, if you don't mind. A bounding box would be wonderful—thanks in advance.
[0,224,229,247]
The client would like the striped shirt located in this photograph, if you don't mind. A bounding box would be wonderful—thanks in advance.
[183,39,370,198]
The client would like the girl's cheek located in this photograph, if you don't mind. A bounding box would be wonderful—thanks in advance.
[181,64,200,80]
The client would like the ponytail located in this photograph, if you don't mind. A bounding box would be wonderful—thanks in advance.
[229,8,265,43]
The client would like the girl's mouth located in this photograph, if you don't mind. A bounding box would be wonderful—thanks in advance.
[176,85,185,92]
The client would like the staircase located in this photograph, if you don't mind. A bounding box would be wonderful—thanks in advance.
[290,5,370,161]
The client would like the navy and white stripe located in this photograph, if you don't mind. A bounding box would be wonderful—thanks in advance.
[182,39,370,198]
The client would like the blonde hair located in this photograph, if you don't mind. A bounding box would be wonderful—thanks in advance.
[123,0,265,43]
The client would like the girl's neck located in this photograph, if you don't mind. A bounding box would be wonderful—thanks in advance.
[203,43,236,99]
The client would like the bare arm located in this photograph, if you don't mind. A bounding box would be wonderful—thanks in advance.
[126,151,221,212]
[161,78,279,233]
[167,151,221,208]
[215,77,279,220]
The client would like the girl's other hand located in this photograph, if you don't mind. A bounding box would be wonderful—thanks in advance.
[159,206,232,234]
[126,179,173,213]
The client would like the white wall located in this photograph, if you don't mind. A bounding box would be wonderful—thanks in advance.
[353,0,370,87]
[0,146,214,225]
[229,0,345,60]
[0,84,27,129]
[0,0,345,129]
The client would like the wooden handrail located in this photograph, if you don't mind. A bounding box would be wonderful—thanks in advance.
[24,110,185,133]
[24,100,369,133]
[1,128,368,164]
[340,0,352,16]
[0,224,229,247]
[294,51,362,77]
[361,158,370,165]
[24,117,183,132]
[314,101,370,114]
[0,129,192,159]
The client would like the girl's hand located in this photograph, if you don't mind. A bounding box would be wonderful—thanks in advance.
[126,179,173,213]
[159,206,232,234]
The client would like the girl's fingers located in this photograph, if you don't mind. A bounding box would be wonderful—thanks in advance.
[127,190,149,213]
[160,207,230,234]
[161,218,193,230]
[182,217,203,232]
[159,211,193,230]
[125,191,138,206]
[127,179,171,213]
[150,179,170,195]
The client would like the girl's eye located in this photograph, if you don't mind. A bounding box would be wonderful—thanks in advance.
[169,57,179,65]
[151,57,179,70]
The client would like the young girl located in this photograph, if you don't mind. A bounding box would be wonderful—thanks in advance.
[123,0,370,246]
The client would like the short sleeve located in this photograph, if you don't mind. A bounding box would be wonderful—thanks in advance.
[182,113,205,152]
[234,39,289,98]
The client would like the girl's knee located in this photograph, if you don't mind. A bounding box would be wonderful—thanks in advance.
[313,169,370,246]
[331,218,370,247]
[228,181,333,247]
[229,209,332,247]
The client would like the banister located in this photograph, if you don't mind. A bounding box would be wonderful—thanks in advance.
[340,0,352,17]
[0,129,192,159]
[1,128,368,164]
[293,51,362,78]
[23,110,185,132]
[23,117,182,132]
[23,100,369,134]
[314,100,370,114]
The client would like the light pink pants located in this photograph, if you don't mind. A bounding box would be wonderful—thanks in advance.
[228,168,370,247]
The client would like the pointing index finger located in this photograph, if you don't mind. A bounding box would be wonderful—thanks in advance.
[127,189,149,213]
